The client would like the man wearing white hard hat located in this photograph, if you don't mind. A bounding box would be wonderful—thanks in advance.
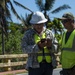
[21,11,58,75]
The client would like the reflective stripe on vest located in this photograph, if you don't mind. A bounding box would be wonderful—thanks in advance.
[34,33,51,63]
[61,30,75,68]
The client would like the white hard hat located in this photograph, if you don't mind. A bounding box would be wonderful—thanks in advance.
[30,11,48,24]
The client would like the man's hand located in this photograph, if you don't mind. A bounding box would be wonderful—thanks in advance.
[37,38,52,49]
[46,39,52,47]
[37,39,47,49]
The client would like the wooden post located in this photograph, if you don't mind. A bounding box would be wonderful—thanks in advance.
[3,58,11,71]
[0,54,28,72]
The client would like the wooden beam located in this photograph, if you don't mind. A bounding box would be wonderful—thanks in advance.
[0,61,27,67]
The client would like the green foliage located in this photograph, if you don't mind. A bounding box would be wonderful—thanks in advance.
[47,18,64,35]
[0,22,24,54]
[47,18,64,52]
[5,30,23,54]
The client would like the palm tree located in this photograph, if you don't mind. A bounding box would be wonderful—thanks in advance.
[13,0,33,13]
[0,0,22,21]
[0,1,8,54]
[0,0,34,54]
[35,0,71,17]
[35,0,71,30]
[0,0,33,33]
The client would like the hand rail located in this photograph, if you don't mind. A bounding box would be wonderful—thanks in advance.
[0,54,28,71]
[0,53,61,72]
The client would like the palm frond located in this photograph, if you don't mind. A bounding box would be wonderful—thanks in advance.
[21,13,32,28]
[8,1,21,20]
[13,0,33,13]
[0,4,8,35]
[5,6,12,21]
[35,0,44,11]
[0,0,6,10]
[45,0,55,10]
[51,4,71,14]
[20,15,26,26]
[35,0,55,11]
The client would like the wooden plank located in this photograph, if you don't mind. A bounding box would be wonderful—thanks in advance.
[0,61,27,67]
[0,54,28,59]
[0,69,27,75]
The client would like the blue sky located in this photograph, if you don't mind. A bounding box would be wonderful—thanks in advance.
[11,0,75,23]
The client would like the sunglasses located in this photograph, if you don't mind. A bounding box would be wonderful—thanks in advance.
[61,19,70,24]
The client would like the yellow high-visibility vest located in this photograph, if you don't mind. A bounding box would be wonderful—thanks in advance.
[61,30,75,69]
[34,33,51,63]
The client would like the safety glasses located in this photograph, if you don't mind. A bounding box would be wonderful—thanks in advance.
[61,19,70,24]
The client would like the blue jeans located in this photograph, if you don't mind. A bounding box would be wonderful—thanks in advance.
[28,62,53,75]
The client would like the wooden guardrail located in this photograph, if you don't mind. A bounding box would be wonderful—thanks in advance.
[0,54,28,71]
[0,53,61,72]
[55,52,61,68]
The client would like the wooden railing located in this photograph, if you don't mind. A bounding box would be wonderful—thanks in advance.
[55,52,61,68]
[0,53,61,72]
[0,54,28,71]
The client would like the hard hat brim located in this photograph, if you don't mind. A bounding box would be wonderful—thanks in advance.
[30,19,48,24]
[57,17,68,20]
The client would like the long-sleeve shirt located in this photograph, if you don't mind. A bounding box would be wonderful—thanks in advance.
[21,27,58,70]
